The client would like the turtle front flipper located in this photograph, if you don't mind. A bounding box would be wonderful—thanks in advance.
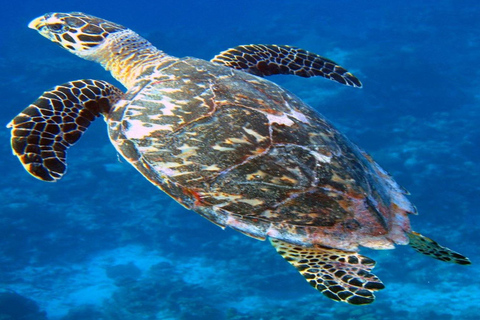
[408,231,471,265]
[270,239,384,305]
[211,44,362,87]
[7,79,123,182]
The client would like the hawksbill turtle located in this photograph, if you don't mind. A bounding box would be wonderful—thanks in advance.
[8,12,470,305]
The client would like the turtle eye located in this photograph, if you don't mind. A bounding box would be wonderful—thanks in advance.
[49,23,67,33]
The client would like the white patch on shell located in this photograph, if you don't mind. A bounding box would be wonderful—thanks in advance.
[237,198,265,206]
[177,144,199,157]
[156,162,183,168]
[132,94,181,117]
[266,227,308,244]
[157,167,177,177]
[137,145,162,153]
[266,113,295,126]
[264,103,310,127]
[158,87,181,93]
[289,109,310,124]
[202,164,221,171]
[243,127,267,142]
[214,193,242,201]
[311,150,332,163]
[156,95,179,116]
[111,99,130,114]
[293,145,332,164]
[227,137,251,144]
[125,109,143,117]
[149,68,177,81]
[124,119,173,139]
[212,145,236,151]
[225,215,266,240]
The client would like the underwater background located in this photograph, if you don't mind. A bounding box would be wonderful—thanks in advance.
[0,0,479,319]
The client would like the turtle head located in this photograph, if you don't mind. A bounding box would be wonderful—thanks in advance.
[29,12,167,88]
[29,12,126,57]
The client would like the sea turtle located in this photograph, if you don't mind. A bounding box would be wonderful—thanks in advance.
[8,12,470,305]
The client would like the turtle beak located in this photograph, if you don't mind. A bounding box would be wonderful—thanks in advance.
[28,14,58,42]
[28,15,46,30]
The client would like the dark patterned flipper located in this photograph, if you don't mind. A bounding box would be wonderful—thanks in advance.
[7,79,123,182]
[408,231,471,265]
[211,44,362,87]
[270,239,384,305]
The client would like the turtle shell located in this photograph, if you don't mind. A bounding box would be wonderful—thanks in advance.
[108,57,415,251]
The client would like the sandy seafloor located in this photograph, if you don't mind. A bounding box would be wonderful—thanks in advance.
[0,0,479,319]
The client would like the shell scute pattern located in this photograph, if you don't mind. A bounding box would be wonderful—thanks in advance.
[110,58,405,250]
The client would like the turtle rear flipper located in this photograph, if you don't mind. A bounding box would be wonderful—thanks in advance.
[211,44,362,87]
[7,79,123,182]
[408,231,471,265]
[270,239,384,305]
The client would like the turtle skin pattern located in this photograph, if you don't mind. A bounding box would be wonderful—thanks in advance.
[212,44,362,87]
[8,80,122,181]
[270,239,385,305]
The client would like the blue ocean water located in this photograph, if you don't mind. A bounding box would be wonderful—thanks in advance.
[1,0,479,319]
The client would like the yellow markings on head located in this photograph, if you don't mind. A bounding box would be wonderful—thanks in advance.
[28,13,170,89]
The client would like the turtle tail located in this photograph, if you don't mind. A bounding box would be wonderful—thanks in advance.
[7,79,123,182]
